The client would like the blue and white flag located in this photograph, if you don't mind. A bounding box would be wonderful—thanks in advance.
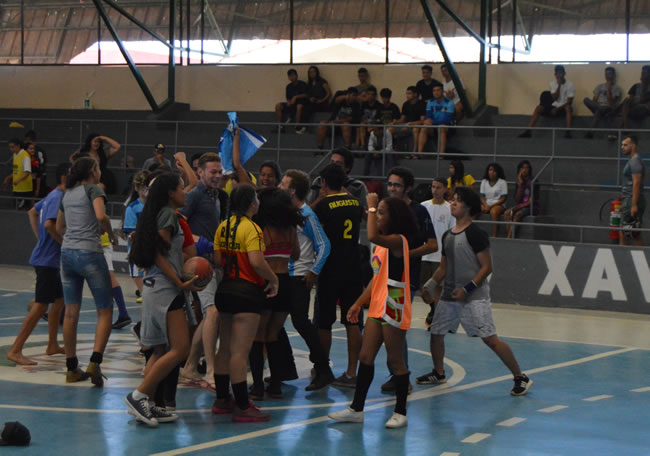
[218,112,267,172]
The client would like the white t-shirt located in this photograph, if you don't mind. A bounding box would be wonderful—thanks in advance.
[421,200,455,263]
[443,79,461,104]
[549,80,576,107]
[480,178,508,206]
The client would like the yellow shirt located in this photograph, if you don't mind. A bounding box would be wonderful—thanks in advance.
[13,149,33,193]
[447,174,475,190]
[100,232,111,247]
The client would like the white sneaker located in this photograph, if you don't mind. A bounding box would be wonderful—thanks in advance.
[385,412,408,429]
[328,407,364,423]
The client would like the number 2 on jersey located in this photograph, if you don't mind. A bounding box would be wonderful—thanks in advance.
[343,219,353,239]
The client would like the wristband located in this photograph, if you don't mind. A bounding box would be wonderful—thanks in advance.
[463,280,478,295]
[423,278,438,296]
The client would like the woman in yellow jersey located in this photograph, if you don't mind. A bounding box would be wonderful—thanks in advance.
[329,193,418,429]
[447,159,476,197]
[211,184,279,423]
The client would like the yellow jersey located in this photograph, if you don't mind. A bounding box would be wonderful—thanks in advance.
[13,149,33,193]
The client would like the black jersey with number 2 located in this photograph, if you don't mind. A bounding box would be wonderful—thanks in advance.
[314,192,363,277]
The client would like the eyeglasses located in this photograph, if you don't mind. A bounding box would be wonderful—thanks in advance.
[386,182,403,188]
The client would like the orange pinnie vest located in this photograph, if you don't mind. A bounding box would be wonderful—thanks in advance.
[368,236,411,330]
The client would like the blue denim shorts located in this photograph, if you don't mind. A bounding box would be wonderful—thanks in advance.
[60,249,113,310]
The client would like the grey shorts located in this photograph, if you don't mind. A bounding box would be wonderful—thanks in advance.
[197,275,218,313]
[429,298,496,338]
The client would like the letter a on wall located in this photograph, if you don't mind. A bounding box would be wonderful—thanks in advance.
[582,248,627,301]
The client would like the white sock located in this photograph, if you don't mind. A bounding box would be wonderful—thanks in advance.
[132,389,147,401]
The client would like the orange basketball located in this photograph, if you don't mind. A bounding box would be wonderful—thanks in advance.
[182,257,214,289]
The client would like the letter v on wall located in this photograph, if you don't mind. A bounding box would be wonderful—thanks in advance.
[631,251,650,304]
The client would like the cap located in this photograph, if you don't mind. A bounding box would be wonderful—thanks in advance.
[154,143,165,150]
[0,422,31,446]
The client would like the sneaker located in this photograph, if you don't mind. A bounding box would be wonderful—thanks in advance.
[266,384,283,399]
[66,368,90,383]
[125,393,158,427]
[248,383,264,401]
[328,407,364,423]
[131,321,142,347]
[518,130,532,138]
[232,401,271,423]
[380,377,413,394]
[211,395,234,415]
[415,370,447,385]
[332,373,357,388]
[165,400,176,411]
[136,297,143,304]
[86,362,107,387]
[425,307,434,326]
[112,316,132,330]
[150,405,178,423]
[135,289,141,298]
[385,412,408,429]
[511,374,533,396]
[305,370,335,391]
[295,127,307,134]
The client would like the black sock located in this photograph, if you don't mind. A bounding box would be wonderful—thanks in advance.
[266,341,282,391]
[66,357,78,371]
[231,381,249,410]
[215,374,230,400]
[393,373,409,416]
[154,381,165,407]
[90,351,103,364]
[248,341,264,388]
[351,362,374,412]
[163,365,180,406]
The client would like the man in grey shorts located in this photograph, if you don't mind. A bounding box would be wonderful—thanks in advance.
[416,186,532,396]
[620,135,646,246]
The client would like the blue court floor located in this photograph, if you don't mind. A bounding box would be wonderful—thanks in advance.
[1,284,650,456]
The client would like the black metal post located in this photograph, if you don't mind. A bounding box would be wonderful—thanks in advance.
[186,0,191,64]
[497,0,501,62]
[625,0,630,61]
[385,0,389,63]
[290,0,294,63]
[169,0,176,101]
[512,0,516,62]
[422,0,472,117]
[179,0,183,65]
[102,0,172,49]
[97,13,101,64]
[435,0,488,46]
[478,0,488,108]
[93,0,160,111]
[200,0,205,63]
[20,0,24,64]
[488,0,492,63]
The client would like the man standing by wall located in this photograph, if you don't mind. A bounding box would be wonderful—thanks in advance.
[620,136,646,246]
[4,138,32,210]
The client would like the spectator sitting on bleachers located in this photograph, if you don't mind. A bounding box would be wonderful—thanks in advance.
[364,122,394,177]
[357,85,381,150]
[440,63,464,123]
[275,69,309,134]
[479,162,508,237]
[622,65,650,128]
[519,65,575,138]
[378,88,401,125]
[416,64,442,102]
[447,159,475,197]
[505,160,539,239]
[304,65,332,124]
[417,82,455,157]
[356,67,371,102]
[391,86,426,155]
[317,87,361,150]
[142,143,172,171]
[583,66,622,138]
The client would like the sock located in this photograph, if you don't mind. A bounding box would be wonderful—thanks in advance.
[154,381,165,407]
[231,381,249,410]
[214,374,230,400]
[248,341,264,388]
[112,287,129,319]
[393,373,409,416]
[132,389,147,401]
[90,351,103,364]
[66,356,78,371]
[351,362,374,412]
[266,341,282,391]
[163,365,180,406]
[276,328,298,380]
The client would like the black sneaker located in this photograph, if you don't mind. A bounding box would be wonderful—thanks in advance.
[249,383,264,401]
[511,374,533,396]
[425,306,434,326]
[332,373,357,388]
[125,393,158,427]
[130,321,142,348]
[305,369,335,391]
[112,316,132,330]
[380,376,413,394]
[415,370,447,385]
[150,405,178,423]
[518,130,532,138]
[135,289,141,298]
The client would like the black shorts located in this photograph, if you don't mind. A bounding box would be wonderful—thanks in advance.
[215,278,266,314]
[315,274,363,330]
[34,266,63,304]
[541,104,568,117]
[263,273,291,313]
[168,293,185,312]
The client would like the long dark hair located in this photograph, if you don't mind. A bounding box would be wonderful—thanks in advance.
[380,197,418,237]
[66,157,98,188]
[223,184,259,278]
[129,173,181,269]
[482,162,506,181]
[308,65,323,83]
[255,188,305,229]
[449,159,465,185]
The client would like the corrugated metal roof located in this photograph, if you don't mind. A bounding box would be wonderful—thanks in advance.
[0,0,644,64]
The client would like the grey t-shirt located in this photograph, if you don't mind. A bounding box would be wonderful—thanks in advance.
[440,223,491,302]
[142,156,173,171]
[622,154,646,199]
[60,184,106,252]
[145,207,184,283]
[593,83,622,106]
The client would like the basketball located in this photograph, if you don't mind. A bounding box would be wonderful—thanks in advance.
[182,257,214,289]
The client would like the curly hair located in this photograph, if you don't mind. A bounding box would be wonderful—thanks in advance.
[482,162,506,181]
[379,197,418,237]
[255,188,305,229]
[128,173,181,269]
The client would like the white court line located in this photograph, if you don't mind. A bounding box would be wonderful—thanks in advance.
[583,394,613,402]
[440,453,460,456]
[1,293,16,297]
[630,386,650,393]
[461,433,491,444]
[149,347,635,456]
[0,304,141,321]
[538,405,568,413]
[497,417,526,427]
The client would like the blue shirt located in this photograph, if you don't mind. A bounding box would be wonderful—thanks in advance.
[123,198,145,233]
[289,204,331,277]
[179,182,221,239]
[30,188,63,268]
[425,97,455,125]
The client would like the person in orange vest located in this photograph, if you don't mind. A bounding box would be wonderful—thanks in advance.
[328,193,418,429]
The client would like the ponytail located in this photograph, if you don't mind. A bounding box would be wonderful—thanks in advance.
[67,156,98,188]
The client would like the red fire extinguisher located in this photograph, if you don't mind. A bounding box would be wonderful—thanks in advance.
[609,197,622,241]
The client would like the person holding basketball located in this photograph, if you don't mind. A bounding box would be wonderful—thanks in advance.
[328,194,417,429]
[125,173,200,426]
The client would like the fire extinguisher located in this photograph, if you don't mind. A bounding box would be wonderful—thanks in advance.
[609,197,622,241]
